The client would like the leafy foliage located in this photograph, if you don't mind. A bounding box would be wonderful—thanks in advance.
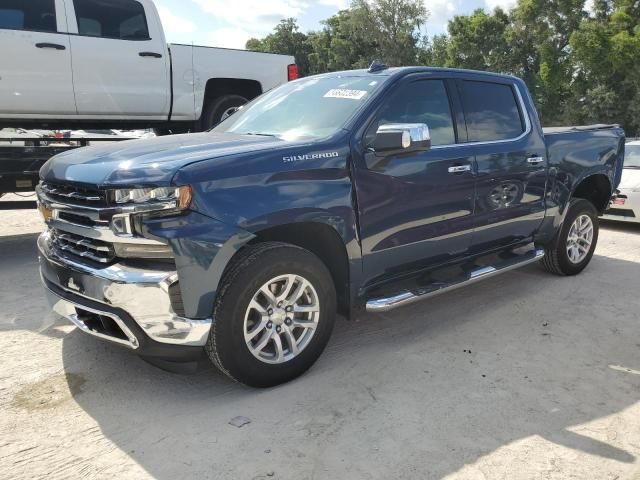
[246,0,640,135]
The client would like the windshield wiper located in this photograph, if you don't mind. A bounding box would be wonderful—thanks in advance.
[242,132,277,137]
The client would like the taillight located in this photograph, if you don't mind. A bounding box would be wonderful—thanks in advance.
[288,64,299,81]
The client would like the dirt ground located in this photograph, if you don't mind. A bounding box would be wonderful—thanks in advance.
[1,193,639,480]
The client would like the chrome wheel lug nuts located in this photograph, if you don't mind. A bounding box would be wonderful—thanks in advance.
[267,321,273,329]
[276,326,282,333]
[285,305,293,312]
[285,318,292,326]
[268,308,273,316]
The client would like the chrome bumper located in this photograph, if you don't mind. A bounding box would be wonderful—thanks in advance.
[38,231,212,347]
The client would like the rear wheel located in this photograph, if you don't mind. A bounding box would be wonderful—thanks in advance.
[541,198,599,276]
[206,242,336,387]
[199,94,248,131]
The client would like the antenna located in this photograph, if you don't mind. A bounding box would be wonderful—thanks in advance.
[368,59,389,73]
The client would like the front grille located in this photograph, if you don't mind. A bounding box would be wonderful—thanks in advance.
[40,182,108,207]
[58,211,109,228]
[52,229,116,264]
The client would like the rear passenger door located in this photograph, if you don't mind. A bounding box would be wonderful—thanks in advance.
[457,79,548,251]
[65,0,171,117]
[0,0,76,115]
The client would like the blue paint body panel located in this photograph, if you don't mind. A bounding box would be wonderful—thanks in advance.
[39,67,626,319]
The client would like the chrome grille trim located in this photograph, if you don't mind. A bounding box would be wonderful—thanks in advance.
[52,229,116,264]
[40,182,107,206]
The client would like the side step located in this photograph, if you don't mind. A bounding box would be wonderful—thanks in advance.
[366,247,545,313]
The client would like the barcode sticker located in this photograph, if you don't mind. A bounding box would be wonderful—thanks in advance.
[324,89,368,100]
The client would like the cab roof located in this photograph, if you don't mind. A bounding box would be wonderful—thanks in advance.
[311,66,520,83]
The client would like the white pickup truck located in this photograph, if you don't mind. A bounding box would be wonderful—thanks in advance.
[0,0,297,132]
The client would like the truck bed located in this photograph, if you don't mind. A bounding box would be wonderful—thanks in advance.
[543,124,619,135]
[543,124,626,197]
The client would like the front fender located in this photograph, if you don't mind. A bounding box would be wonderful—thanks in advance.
[142,211,255,319]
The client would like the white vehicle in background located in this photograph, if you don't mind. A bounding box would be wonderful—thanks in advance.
[0,0,297,133]
[602,140,640,223]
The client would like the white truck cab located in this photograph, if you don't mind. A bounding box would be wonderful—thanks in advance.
[0,0,296,131]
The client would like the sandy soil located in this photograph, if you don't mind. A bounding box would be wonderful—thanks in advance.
[0,202,639,480]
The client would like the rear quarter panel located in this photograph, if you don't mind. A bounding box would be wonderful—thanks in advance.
[184,46,294,120]
[539,127,625,239]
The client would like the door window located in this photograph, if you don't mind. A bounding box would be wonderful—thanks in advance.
[0,0,56,32]
[459,81,525,142]
[373,80,456,146]
[73,0,149,40]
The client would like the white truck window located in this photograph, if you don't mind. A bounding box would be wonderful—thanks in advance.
[0,0,57,32]
[72,0,149,40]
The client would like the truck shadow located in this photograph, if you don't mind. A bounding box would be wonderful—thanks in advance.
[3,231,638,478]
[54,251,639,479]
[600,219,640,233]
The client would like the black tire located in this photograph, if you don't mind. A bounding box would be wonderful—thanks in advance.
[199,94,248,131]
[541,198,599,276]
[206,242,337,388]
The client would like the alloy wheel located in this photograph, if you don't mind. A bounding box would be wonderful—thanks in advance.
[243,274,320,364]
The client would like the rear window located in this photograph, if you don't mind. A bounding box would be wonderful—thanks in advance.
[460,81,525,142]
[0,0,56,32]
[73,0,149,40]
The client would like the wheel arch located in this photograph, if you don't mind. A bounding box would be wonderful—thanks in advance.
[202,78,262,110]
[231,222,352,317]
[571,173,612,214]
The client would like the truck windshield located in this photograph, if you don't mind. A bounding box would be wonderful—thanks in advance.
[625,145,640,168]
[213,76,384,140]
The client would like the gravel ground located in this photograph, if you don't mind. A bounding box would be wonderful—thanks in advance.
[1,196,639,480]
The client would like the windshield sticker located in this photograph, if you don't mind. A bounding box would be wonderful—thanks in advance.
[283,152,340,163]
[324,89,368,100]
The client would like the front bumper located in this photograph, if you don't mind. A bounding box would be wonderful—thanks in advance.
[602,189,640,223]
[38,231,212,352]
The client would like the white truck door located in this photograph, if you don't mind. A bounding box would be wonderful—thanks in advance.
[65,0,170,118]
[0,0,76,115]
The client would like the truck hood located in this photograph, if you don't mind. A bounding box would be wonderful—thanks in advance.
[39,132,291,186]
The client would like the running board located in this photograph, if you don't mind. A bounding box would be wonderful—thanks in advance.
[366,248,545,313]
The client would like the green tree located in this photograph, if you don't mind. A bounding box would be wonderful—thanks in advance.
[349,0,429,66]
[445,8,511,71]
[246,18,312,76]
[569,0,640,135]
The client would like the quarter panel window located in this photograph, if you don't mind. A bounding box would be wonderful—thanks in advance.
[459,81,525,142]
[0,0,56,32]
[73,0,149,40]
[375,80,456,146]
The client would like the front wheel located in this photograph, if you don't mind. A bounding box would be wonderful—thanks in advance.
[206,242,336,387]
[541,198,599,276]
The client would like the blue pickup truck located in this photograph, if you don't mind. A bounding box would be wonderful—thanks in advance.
[36,65,625,387]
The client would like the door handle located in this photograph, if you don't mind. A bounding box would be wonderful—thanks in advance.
[139,51,162,58]
[527,156,545,165]
[36,43,66,50]
[448,164,472,174]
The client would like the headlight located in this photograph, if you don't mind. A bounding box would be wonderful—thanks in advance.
[113,185,192,210]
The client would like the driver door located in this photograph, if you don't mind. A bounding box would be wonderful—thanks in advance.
[353,77,477,285]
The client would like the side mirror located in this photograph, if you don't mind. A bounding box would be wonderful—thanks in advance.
[373,123,431,154]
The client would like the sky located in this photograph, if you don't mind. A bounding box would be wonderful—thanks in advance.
[155,0,519,50]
